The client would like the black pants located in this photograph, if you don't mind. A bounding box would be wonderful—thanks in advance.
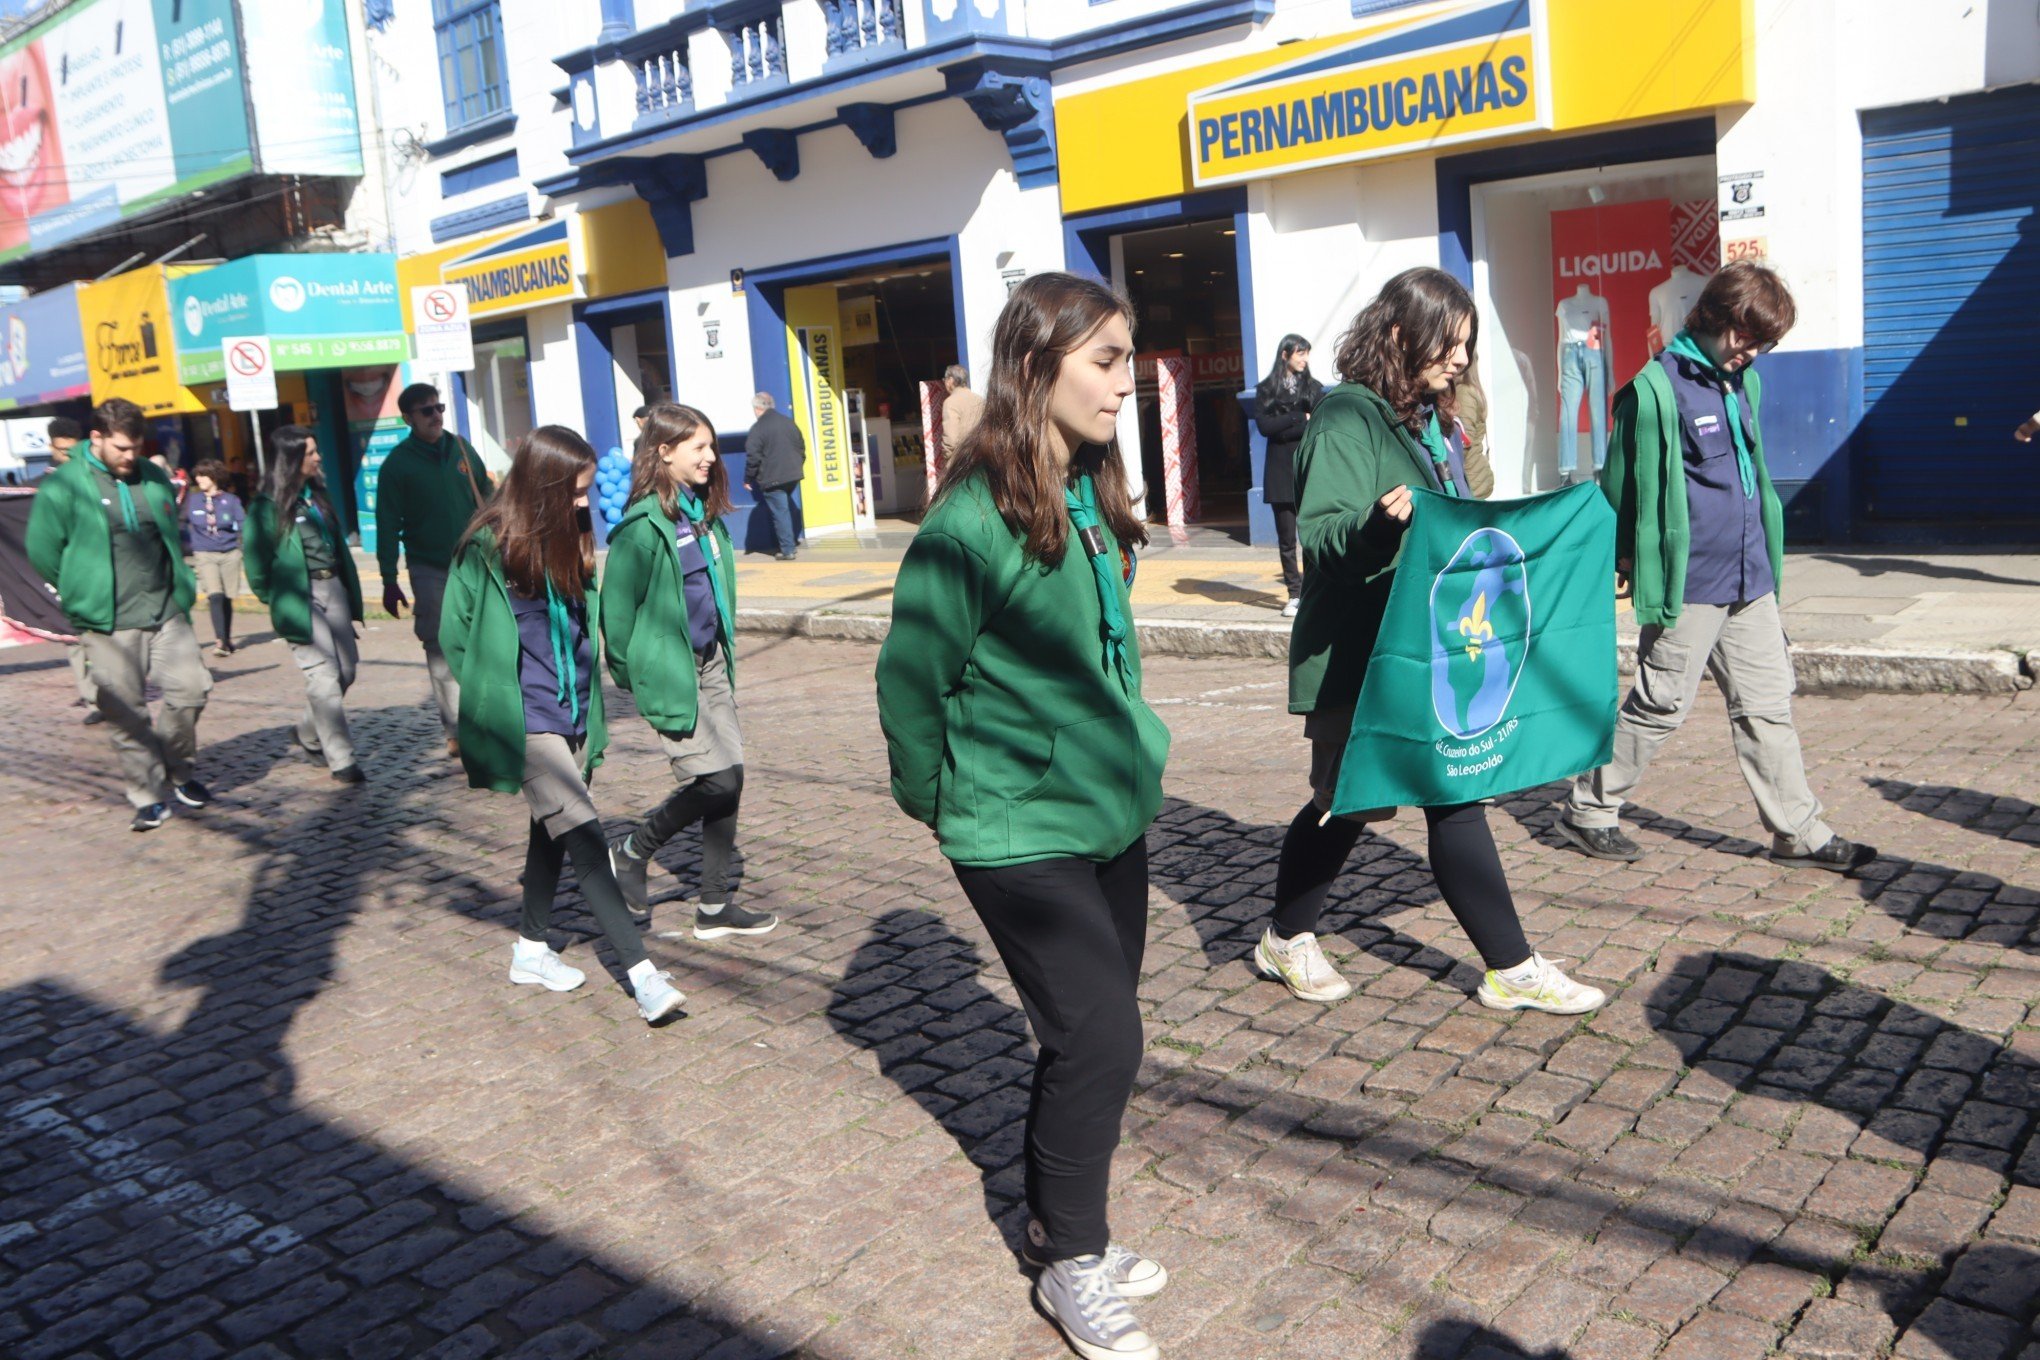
[1272,801,1531,970]
[629,765,743,903]
[521,819,649,971]
[207,593,234,647]
[1272,502,1302,598]
[954,838,1148,1261]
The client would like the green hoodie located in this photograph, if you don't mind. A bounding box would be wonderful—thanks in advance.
[440,530,608,794]
[1601,360,1785,628]
[1287,383,1444,716]
[875,473,1170,868]
[244,493,365,645]
[26,455,195,633]
[374,432,493,585]
[600,494,737,735]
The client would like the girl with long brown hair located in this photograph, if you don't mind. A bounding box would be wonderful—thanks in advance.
[876,272,1171,1360]
[1262,266,1604,1017]
[441,425,685,1025]
[601,402,773,939]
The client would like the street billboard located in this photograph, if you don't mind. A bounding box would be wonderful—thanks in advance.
[170,254,406,385]
[242,0,364,178]
[0,282,89,409]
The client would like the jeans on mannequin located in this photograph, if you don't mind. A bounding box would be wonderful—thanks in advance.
[1556,341,1608,482]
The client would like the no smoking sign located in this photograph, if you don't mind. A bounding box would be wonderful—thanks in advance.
[222,335,277,412]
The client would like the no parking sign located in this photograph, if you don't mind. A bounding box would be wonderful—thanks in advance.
[222,336,277,412]
[412,284,475,372]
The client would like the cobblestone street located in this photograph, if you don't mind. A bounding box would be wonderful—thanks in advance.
[2,623,2036,1360]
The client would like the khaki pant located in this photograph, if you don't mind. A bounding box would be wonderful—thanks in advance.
[293,576,359,771]
[655,648,743,778]
[82,613,213,809]
[409,563,460,739]
[1566,593,1831,855]
[67,641,94,704]
[192,549,242,598]
[522,732,598,838]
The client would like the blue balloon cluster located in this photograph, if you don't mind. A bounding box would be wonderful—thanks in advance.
[595,447,632,524]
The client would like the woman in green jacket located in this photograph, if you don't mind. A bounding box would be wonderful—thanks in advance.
[441,425,684,1026]
[876,273,1170,1360]
[244,426,366,783]
[602,402,774,939]
[1264,267,1604,1018]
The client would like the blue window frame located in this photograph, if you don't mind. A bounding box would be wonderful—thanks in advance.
[435,0,509,131]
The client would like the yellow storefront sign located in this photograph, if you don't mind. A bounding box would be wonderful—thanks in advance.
[1057,0,1753,214]
[1189,17,1544,185]
[784,284,854,535]
[78,264,206,416]
[443,234,579,319]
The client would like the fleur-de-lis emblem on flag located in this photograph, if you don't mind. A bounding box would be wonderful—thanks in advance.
[1458,591,1494,662]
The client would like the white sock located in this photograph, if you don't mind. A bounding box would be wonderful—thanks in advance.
[699,900,726,916]
[1498,956,1542,985]
[626,959,660,989]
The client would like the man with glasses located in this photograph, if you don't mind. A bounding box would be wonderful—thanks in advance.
[377,383,494,756]
[1556,262,1877,874]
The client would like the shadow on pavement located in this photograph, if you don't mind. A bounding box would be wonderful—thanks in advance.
[825,908,1033,1258]
[1644,949,2037,1354]
[1805,553,2040,588]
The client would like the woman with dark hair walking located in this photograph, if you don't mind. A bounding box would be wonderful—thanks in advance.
[1255,333,1323,617]
[877,272,1171,1360]
[244,427,365,783]
[602,402,774,939]
[441,425,685,1025]
[184,459,246,655]
[1259,266,1605,1016]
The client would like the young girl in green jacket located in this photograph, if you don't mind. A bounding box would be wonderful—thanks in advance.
[441,425,685,1026]
[602,402,774,939]
[876,273,1170,1360]
[244,426,366,783]
[1264,267,1604,1018]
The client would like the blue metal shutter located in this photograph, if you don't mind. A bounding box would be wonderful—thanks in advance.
[1859,85,2040,527]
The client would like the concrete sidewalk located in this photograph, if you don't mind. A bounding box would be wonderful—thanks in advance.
[719,531,2040,693]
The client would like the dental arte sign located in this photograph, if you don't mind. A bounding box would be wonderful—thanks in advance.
[1188,0,1549,187]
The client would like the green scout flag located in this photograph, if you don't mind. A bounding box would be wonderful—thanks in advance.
[1333,481,1617,814]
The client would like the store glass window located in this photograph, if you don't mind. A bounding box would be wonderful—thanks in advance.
[434,0,508,130]
[466,329,533,472]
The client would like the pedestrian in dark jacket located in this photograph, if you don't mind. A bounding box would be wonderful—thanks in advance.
[1254,334,1323,615]
[742,392,805,559]
[184,459,246,655]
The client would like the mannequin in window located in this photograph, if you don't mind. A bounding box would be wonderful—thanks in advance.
[1647,265,1708,353]
[1555,284,1613,486]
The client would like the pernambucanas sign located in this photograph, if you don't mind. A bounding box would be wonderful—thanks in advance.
[1188,0,1551,188]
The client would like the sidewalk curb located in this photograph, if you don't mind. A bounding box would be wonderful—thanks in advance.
[734,608,2035,694]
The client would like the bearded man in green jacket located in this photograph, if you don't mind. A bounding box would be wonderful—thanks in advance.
[1557,263,1874,874]
[27,398,213,831]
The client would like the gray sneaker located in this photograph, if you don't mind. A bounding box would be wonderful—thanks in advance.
[1034,1255,1159,1360]
[1555,817,1645,862]
[1023,1230,1168,1298]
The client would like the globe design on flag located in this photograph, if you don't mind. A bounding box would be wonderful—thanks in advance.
[1428,528,1532,739]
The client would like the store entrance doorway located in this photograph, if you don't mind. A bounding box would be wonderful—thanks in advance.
[1118,219,1249,538]
[775,257,959,541]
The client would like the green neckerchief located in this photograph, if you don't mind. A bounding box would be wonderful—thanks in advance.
[87,453,140,529]
[543,581,583,726]
[1419,411,1462,498]
[300,486,329,538]
[1063,473,1133,692]
[675,488,734,649]
[1666,329,1757,499]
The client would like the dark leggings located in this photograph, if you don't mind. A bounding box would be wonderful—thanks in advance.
[954,838,1148,1262]
[627,765,743,903]
[1273,801,1531,970]
[521,819,649,970]
[1272,503,1302,598]
[207,593,233,647]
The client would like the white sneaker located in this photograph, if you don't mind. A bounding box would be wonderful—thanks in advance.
[1023,1229,1168,1298]
[1034,1256,1160,1360]
[508,940,585,992]
[1282,598,1301,618]
[1253,927,1353,1003]
[1477,952,1606,1015]
[632,968,686,1024]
